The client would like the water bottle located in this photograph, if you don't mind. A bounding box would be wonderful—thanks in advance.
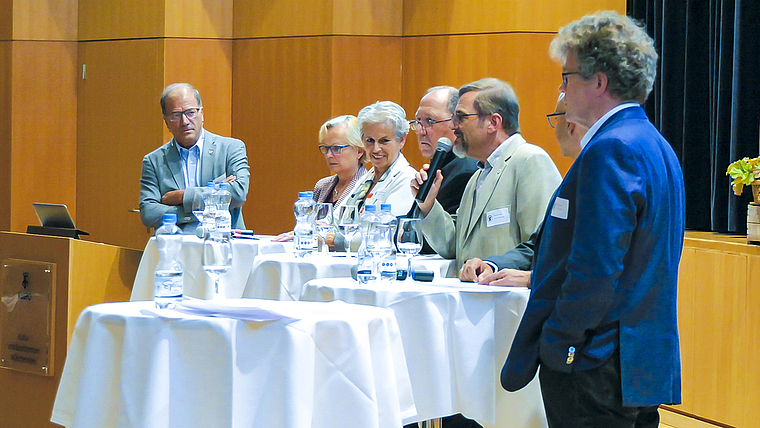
[202,181,217,233]
[357,205,377,284]
[215,183,232,235]
[154,213,183,308]
[294,191,317,257]
[376,204,397,283]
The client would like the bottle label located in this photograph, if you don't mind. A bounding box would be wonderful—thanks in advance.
[295,236,317,251]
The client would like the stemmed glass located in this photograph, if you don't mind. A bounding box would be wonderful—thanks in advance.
[314,203,334,254]
[396,218,423,281]
[202,234,233,298]
[337,204,360,257]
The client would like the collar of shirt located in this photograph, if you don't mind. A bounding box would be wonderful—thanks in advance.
[579,103,639,150]
[175,129,205,188]
[477,132,521,171]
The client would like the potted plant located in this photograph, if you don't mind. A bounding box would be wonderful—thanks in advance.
[726,156,760,203]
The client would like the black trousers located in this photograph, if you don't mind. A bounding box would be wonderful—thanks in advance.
[538,351,660,428]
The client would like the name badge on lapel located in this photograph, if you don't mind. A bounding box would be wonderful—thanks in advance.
[486,207,510,227]
[551,197,569,220]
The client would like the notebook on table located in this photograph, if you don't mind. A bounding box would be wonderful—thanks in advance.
[28,203,89,239]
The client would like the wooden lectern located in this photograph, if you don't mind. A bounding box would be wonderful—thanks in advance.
[0,231,142,428]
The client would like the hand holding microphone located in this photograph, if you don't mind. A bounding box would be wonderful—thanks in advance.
[412,137,452,215]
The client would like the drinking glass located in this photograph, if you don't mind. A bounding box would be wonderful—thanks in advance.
[202,235,233,298]
[314,203,334,254]
[396,218,423,280]
[337,204,360,257]
[192,191,205,223]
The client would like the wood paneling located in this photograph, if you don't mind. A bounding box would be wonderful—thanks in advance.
[0,42,10,230]
[402,33,574,176]
[78,0,164,40]
[164,0,233,39]
[403,0,626,35]
[77,39,164,250]
[745,254,760,427]
[233,36,334,234]
[10,41,78,232]
[164,38,233,139]
[234,0,402,38]
[11,0,78,41]
[0,2,11,40]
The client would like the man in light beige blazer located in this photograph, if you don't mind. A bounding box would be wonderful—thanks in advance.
[412,78,561,271]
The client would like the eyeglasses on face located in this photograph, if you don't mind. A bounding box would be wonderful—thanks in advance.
[164,107,202,122]
[561,71,580,86]
[409,117,452,131]
[318,144,351,155]
[546,112,566,128]
[452,112,480,125]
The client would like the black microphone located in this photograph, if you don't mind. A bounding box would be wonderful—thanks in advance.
[415,137,453,204]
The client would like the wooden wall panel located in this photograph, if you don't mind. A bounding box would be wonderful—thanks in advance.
[11,0,78,41]
[233,37,333,234]
[746,254,760,427]
[77,39,164,250]
[403,0,626,35]
[0,2,11,40]
[164,38,233,140]
[0,42,10,230]
[9,41,78,232]
[234,0,402,38]
[164,0,233,39]
[78,0,164,40]
[402,33,574,176]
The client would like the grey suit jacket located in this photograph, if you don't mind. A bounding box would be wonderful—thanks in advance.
[420,134,561,271]
[139,130,250,230]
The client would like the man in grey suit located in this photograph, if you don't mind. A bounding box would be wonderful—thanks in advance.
[140,83,250,231]
[412,78,561,271]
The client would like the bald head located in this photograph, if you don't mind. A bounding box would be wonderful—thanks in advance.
[414,87,458,159]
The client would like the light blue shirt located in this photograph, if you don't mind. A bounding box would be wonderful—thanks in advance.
[176,129,205,189]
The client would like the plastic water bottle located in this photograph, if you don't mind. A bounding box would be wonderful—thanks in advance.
[202,181,217,233]
[376,204,397,283]
[215,183,232,235]
[294,191,317,257]
[357,205,378,284]
[154,213,183,308]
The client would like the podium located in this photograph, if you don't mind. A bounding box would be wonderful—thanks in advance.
[0,231,142,428]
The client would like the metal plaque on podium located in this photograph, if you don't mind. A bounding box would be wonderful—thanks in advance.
[0,259,56,376]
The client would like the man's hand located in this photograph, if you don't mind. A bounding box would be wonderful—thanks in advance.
[478,268,531,288]
[459,258,494,282]
[272,231,294,242]
[222,175,236,183]
[411,164,443,217]
[161,189,185,206]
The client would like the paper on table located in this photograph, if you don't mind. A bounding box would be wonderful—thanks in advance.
[140,299,297,323]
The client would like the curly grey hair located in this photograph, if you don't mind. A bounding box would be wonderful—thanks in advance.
[358,101,410,141]
[549,11,658,104]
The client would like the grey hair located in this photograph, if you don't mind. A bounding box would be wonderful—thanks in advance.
[458,78,520,133]
[426,86,459,114]
[318,115,368,163]
[160,83,202,114]
[358,101,410,141]
[549,10,658,104]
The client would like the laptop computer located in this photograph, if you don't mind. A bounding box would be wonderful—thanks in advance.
[29,203,89,238]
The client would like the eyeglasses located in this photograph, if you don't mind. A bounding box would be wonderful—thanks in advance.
[452,112,480,125]
[546,112,566,128]
[318,144,351,155]
[409,117,452,131]
[164,108,202,122]
[561,71,580,86]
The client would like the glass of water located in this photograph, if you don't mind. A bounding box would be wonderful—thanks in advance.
[192,191,205,223]
[337,204,360,256]
[396,218,423,280]
[314,203,334,253]
[202,234,232,298]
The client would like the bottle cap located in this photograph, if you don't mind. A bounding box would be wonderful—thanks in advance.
[219,183,228,190]
[207,181,214,187]
[380,204,392,212]
[298,191,313,198]
[162,213,177,224]
[365,205,376,212]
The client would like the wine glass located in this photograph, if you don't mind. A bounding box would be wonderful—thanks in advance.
[202,234,233,298]
[337,204,360,256]
[396,218,423,281]
[192,191,205,223]
[314,203,334,254]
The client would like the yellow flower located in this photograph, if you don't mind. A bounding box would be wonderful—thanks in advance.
[726,157,760,196]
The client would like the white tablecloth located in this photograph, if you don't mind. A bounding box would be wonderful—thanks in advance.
[51,300,415,428]
[131,235,291,300]
[243,253,456,301]
[301,277,547,428]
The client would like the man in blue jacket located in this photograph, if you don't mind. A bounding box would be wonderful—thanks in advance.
[501,11,685,428]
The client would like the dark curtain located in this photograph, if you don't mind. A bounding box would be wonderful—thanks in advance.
[628,0,760,233]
